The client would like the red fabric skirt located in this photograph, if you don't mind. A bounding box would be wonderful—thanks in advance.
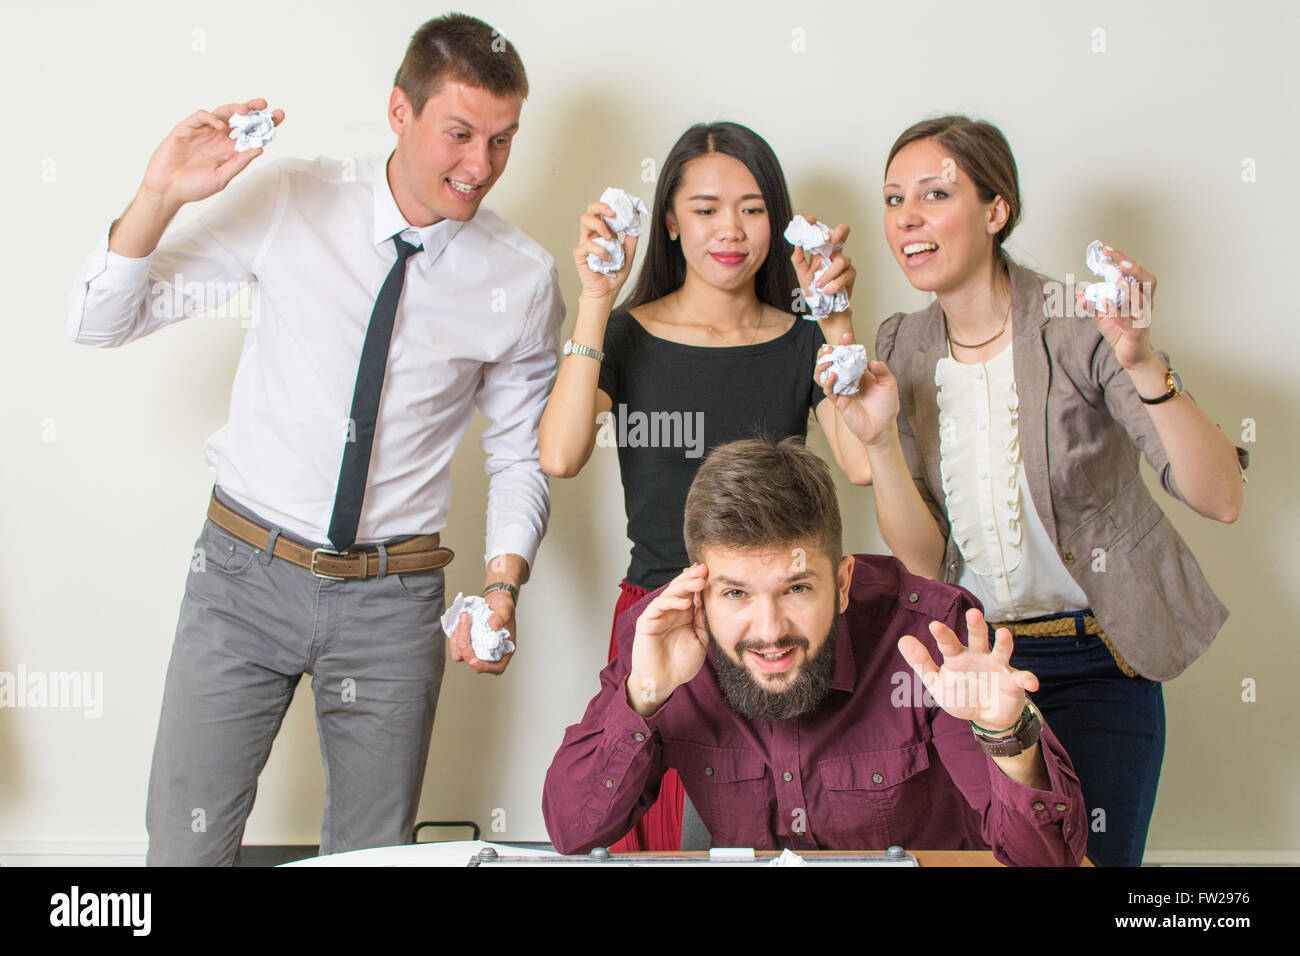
[607,578,685,852]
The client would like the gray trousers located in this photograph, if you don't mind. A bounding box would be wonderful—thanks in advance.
[145,489,447,865]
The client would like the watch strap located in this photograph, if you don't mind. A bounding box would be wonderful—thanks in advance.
[564,340,604,363]
[482,581,520,605]
[1139,367,1182,405]
[971,702,1043,757]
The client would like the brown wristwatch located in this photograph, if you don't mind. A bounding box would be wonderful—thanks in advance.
[970,701,1043,757]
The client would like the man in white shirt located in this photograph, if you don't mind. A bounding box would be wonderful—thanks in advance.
[65,14,563,865]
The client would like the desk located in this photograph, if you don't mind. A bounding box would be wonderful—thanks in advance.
[283,841,1018,867]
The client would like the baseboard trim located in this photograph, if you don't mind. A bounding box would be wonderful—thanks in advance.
[0,842,148,867]
[1140,849,1300,866]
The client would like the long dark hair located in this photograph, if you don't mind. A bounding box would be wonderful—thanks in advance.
[619,122,799,315]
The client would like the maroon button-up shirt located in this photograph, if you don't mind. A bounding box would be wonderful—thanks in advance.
[543,555,1087,865]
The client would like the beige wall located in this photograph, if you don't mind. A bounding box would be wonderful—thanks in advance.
[0,0,1295,859]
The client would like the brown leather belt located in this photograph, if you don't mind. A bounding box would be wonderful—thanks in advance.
[206,493,454,580]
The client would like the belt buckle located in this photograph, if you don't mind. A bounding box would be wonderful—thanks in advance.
[310,547,348,580]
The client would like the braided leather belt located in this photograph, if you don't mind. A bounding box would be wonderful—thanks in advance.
[206,493,454,580]
[988,613,1103,639]
[988,611,1137,678]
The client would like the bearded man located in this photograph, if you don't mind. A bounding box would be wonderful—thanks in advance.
[542,437,1087,866]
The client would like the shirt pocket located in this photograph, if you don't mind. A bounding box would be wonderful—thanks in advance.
[670,740,770,848]
[818,741,932,849]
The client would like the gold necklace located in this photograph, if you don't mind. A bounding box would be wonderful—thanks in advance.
[944,295,1012,350]
[674,291,763,346]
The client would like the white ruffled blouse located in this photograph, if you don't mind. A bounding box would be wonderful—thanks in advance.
[934,342,1089,621]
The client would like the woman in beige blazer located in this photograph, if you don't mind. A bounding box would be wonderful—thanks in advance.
[817,116,1245,866]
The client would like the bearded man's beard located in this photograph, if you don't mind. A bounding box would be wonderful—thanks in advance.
[708,596,840,722]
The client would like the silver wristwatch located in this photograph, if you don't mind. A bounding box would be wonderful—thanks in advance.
[563,339,604,362]
[482,581,520,605]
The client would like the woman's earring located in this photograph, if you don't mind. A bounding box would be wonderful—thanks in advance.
[668,231,678,241]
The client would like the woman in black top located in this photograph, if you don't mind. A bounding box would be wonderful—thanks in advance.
[539,121,870,850]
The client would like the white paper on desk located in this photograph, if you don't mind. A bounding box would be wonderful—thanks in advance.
[1082,239,1127,311]
[229,109,276,152]
[768,848,807,866]
[784,215,849,320]
[440,592,515,662]
[819,343,868,395]
[587,187,648,277]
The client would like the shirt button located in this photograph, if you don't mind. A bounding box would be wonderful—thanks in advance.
[704,766,714,776]
[978,469,987,479]
[1032,801,1046,811]
[782,771,793,782]
[871,772,884,784]
[605,779,614,788]
[1054,802,1067,811]
[983,520,994,531]
[1063,552,1075,562]
[907,591,919,603]
[633,732,645,742]
[978,421,987,431]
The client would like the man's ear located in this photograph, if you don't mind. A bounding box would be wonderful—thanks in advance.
[388,86,412,137]
[836,554,854,611]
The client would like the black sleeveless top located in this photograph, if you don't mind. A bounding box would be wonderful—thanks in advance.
[597,311,827,589]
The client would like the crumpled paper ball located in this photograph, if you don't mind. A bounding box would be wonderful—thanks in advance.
[587,187,648,277]
[767,847,807,866]
[440,592,515,662]
[229,109,276,152]
[784,215,850,319]
[1082,239,1128,311]
[818,343,868,395]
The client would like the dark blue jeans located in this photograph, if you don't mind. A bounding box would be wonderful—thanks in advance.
[1008,616,1165,867]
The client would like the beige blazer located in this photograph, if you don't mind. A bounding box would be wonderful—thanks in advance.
[875,259,1227,681]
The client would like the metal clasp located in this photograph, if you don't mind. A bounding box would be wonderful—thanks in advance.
[310,547,347,580]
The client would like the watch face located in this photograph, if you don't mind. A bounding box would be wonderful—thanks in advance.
[562,341,572,355]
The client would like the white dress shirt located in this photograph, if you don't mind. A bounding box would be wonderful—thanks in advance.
[935,343,1089,620]
[67,154,563,565]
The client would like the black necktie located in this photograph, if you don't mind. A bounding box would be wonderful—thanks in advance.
[327,235,422,551]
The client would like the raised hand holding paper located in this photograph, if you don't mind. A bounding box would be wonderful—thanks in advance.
[1083,239,1127,311]
[586,187,647,277]
[784,215,850,319]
